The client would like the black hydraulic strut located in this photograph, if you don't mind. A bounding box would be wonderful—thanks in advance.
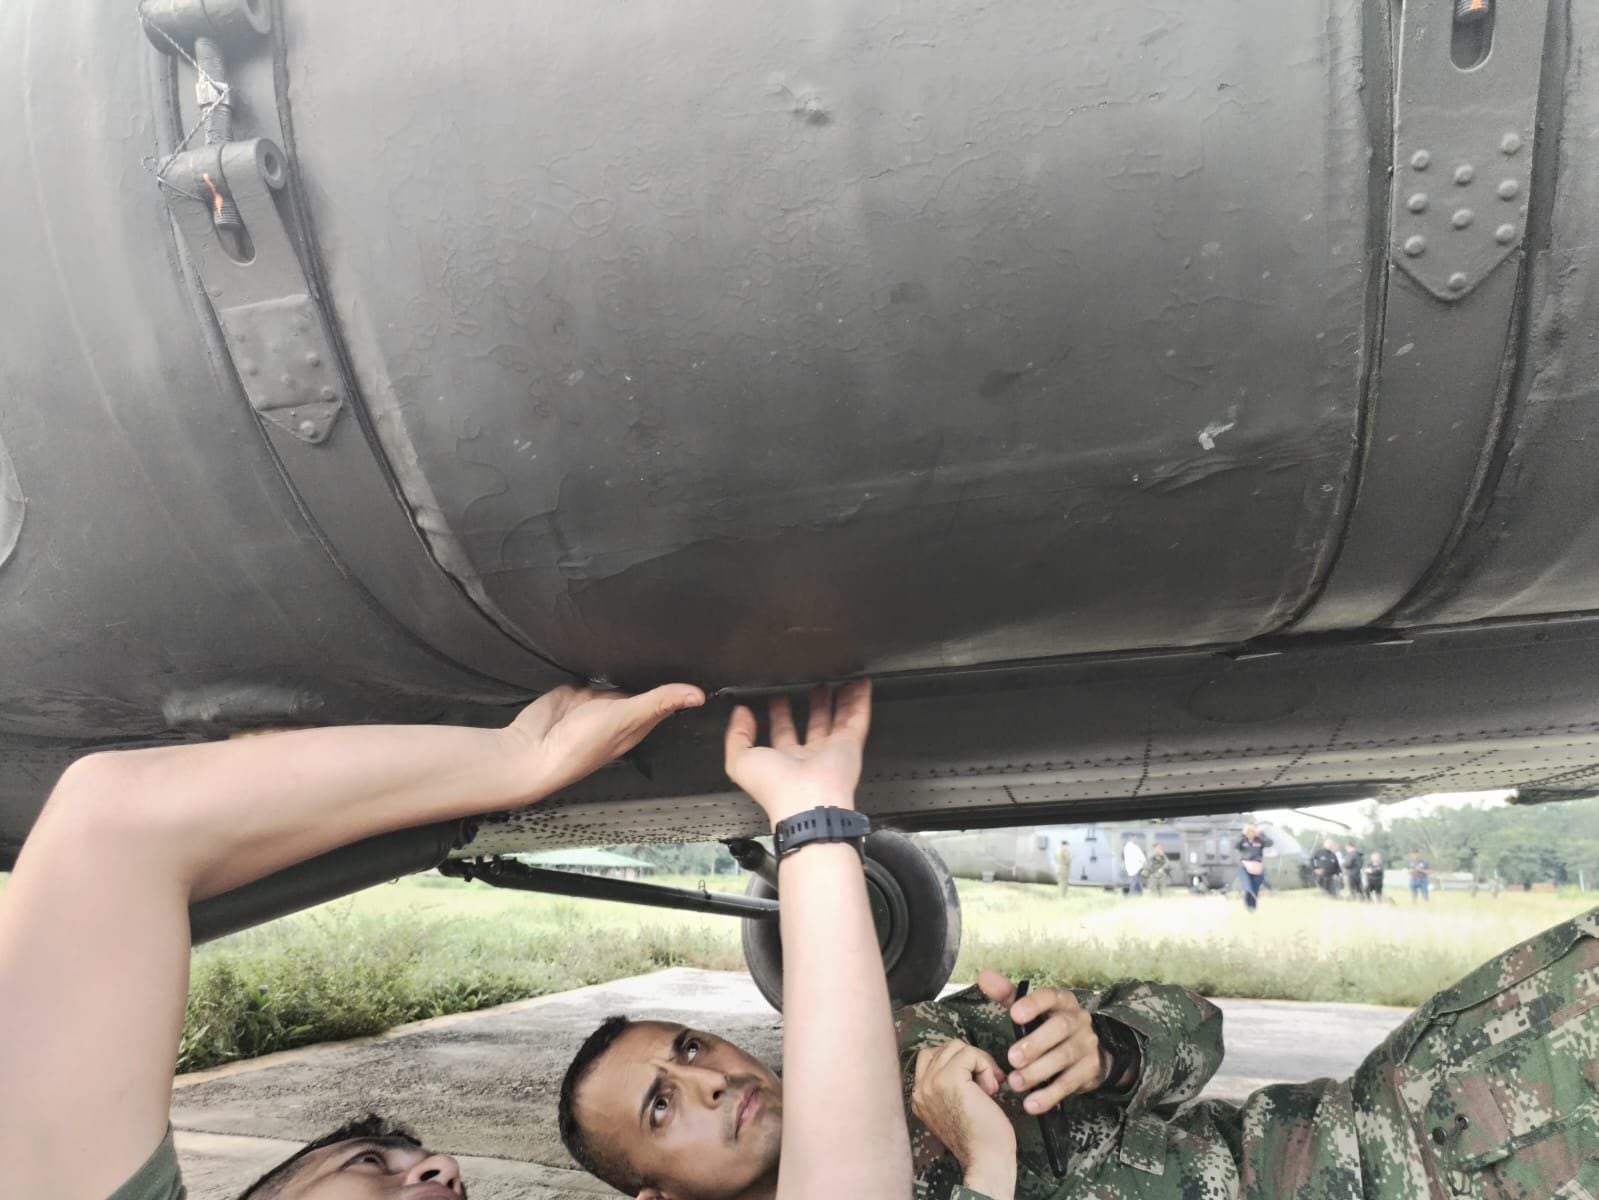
[437,856,779,919]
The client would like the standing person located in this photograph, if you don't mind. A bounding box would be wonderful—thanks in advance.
[1054,838,1072,898]
[1121,835,1146,896]
[1364,851,1386,903]
[1408,849,1432,902]
[1143,844,1169,896]
[1342,841,1366,901]
[1311,838,1342,896]
[1236,822,1272,912]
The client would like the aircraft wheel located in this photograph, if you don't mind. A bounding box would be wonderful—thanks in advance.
[741,831,962,1012]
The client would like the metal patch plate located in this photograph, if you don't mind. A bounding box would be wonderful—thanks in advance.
[217,294,343,443]
[1390,1,1549,300]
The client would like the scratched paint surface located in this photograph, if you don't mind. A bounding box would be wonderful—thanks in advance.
[288,0,1374,688]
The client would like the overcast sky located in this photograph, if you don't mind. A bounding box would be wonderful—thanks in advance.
[1259,790,1515,835]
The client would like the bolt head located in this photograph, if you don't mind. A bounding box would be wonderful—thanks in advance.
[305,352,321,367]
[1495,223,1517,245]
[1452,208,1475,229]
[1448,272,1469,292]
[1403,235,1428,257]
[1500,132,1524,156]
[1498,179,1520,200]
[1454,164,1475,186]
[1407,192,1429,213]
[298,419,318,437]
[319,385,337,400]
[1410,150,1432,171]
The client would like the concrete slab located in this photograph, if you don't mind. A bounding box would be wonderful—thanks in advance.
[170,969,1410,1198]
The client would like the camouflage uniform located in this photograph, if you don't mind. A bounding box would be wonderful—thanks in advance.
[1142,849,1169,897]
[897,906,1599,1199]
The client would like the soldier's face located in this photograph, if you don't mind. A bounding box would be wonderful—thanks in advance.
[574,1021,783,1199]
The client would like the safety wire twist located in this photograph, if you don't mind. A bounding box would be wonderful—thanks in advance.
[137,11,233,208]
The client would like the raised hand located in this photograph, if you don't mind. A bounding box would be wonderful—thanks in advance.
[978,970,1107,1114]
[501,683,704,804]
[723,679,871,827]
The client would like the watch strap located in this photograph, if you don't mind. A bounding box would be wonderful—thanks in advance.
[772,806,871,859]
[1091,1012,1141,1096]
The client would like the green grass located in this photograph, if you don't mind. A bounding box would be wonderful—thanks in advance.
[4,869,1593,1071]
[178,874,747,1071]
[954,883,1595,1006]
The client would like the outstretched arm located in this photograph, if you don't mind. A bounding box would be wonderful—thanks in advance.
[0,683,702,1200]
[724,681,913,1200]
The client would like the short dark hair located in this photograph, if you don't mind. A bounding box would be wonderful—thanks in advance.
[236,1114,422,1199]
[558,1015,643,1194]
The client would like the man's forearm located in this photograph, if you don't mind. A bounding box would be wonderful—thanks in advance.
[54,723,528,901]
[0,684,699,1200]
[0,722,538,1200]
[775,843,913,1200]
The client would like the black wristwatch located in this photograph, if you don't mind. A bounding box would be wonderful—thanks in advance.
[1091,1012,1142,1094]
[772,806,871,860]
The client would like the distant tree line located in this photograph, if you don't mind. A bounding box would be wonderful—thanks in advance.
[1294,797,1599,888]
[603,841,740,876]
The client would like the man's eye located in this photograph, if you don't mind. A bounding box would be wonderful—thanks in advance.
[650,1094,671,1127]
[344,1149,387,1169]
[684,1038,700,1061]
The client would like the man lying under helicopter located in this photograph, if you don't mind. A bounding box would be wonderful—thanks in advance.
[560,901,1598,1199]
[0,679,914,1200]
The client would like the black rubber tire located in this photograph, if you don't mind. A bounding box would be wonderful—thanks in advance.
[740,830,962,1013]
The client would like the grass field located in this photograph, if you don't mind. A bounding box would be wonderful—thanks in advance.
[3,869,1591,1071]
[175,874,1591,1070]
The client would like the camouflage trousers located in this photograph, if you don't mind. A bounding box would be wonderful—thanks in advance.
[1230,907,1598,1200]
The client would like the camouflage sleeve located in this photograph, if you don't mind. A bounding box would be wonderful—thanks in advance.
[947,1188,999,1200]
[1084,980,1225,1116]
[895,993,982,1192]
[898,996,961,1093]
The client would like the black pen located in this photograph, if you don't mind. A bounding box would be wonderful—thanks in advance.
[1009,979,1070,1177]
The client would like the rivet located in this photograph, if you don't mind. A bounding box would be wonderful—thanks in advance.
[319,385,337,400]
[1407,192,1429,213]
[298,419,318,437]
[1403,235,1428,257]
[1495,223,1517,245]
[305,352,321,367]
[1448,272,1469,291]
[1410,150,1432,170]
[1452,208,1475,229]
[1454,164,1475,186]
[1498,179,1520,200]
[1500,132,1523,156]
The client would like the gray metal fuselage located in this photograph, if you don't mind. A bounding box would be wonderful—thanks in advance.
[926,822,1309,891]
[3,1,1598,939]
